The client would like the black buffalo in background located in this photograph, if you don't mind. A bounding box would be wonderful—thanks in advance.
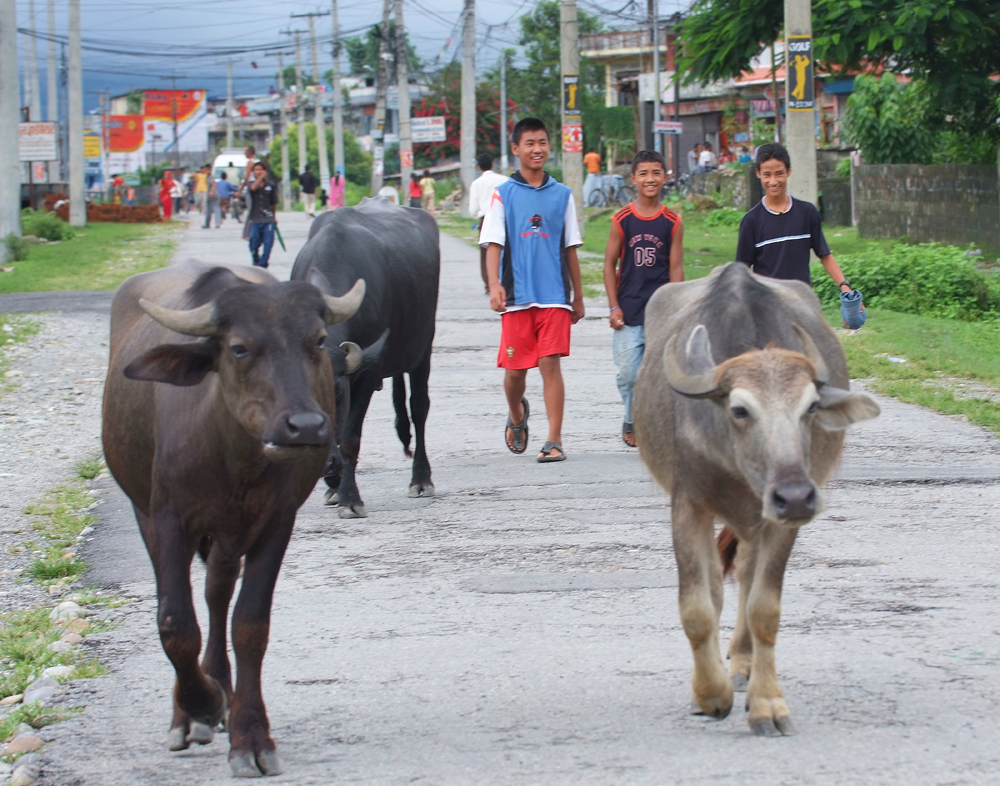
[292,197,440,517]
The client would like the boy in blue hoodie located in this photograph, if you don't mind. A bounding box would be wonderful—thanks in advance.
[479,118,585,463]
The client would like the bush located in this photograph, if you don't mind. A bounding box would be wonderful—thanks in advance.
[21,209,73,241]
[811,243,1000,321]
[703,208,742,227]
[54,202,161,223]
[3,233,29,262]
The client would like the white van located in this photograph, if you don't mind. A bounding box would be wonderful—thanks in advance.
[213,148,249,186]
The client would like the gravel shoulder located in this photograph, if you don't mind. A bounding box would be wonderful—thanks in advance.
[4,213,996,785]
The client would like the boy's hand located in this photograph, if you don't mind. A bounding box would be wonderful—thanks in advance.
[571,296,585,325]
[609,308,624,330]
[489,283,507,313]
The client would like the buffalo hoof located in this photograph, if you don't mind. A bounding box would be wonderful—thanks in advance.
[408,482,435,498]
[167,726,188,751]
[338,503,367,519]
[187,721,215,746]
[732,673,749,692]
[324,488,340,506]
[230,749,284,778]
[750,715,796,737]
[690,698,732,720]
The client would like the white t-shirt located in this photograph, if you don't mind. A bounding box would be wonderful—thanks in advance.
[699,150,715,167]
[468,169,509,219]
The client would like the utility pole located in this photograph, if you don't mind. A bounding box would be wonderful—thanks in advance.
[26,0,42,123]
[293,11,331,201]
[649,0,661,155]
[226,60,234,148]
[67,0,84,226]
[281,29,309,178]
[46,0,56,122]
[499,51,508,175]
[560,0,584,236]
[265,49,293,211]
[330,0,345,179]
[783,0,817,205]
[370,0,391,195]
[672,13,680,176]
[394,0,412,191]
[160,74,180,165]
[459,0,475,216]
[1,0,22,257]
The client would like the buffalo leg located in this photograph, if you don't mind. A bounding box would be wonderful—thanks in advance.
[336,375,379,518]
[227,516,294,777]
[407,353,434,498]
[672,494,732,719]
[744,524,798,736]
[728,535,756,692]
[200,549,241,718]
[147,515,226,751]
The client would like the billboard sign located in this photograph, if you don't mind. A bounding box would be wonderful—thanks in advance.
[562,122,583,153]
[786,35,815,111]
[653,121,683,135]
[411,116,446,143]
[19,122,57,161]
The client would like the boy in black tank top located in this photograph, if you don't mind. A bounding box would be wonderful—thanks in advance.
[603,151,685,447]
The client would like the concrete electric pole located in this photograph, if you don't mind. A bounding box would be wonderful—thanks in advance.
[294,32,307,177]
[293,10,331,199]
[459,0,475,217]
[370,0,391,195]
[560,0,584,237]
[46,0,56,122]
[649,0,661,155]
[331,0,345,179]
[26,0,41,123]
[783,0,817,205]
[499,51,508,175]
[226,60,234,148]
[67,0,84,226]
[1,0,22,257]
[394,0,413,192]
[265,49,293,211]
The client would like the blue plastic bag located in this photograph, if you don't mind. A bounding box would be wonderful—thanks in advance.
[840,289,866,330]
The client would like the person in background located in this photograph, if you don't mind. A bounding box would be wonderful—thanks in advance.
[299,164,318,216]
[216,172,237,222]
[698,142,717,171]
[194,164,209,213]
[718,146,735,164]
[158,170,175,220]
[407,172,422,208]
[377,184,400,204]
[170,174,184,217]
[185,174,196,214]
[582,147,603,208]
[238,145,259,240]
[246,160,278,268]
[467,153,509,293]
[111,174,125,204]
[329,172,346,209]
[203,173,223,229]
[738,146,752,164]
[687,142,702,175]
[419,170,436,215]
[584,148,602,175]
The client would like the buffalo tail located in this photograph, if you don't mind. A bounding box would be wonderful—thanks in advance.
[392,374,413,458]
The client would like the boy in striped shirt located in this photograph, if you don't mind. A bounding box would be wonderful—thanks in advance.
[736,142,853,295]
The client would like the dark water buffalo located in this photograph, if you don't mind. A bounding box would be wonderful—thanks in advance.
[634,262,879,736]
[292,197,440,518]
[102,261,364,777]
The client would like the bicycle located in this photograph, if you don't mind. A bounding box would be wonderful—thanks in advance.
[586,174,635,208]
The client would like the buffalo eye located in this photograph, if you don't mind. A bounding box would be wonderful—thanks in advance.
[807,401,819,414]
[315,335,327,350]
[731,405,750,420]
[229,344,250,359]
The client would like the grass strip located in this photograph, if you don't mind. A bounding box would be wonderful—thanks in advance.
[0,315,41,397]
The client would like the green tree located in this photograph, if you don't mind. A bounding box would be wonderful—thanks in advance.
[342,23,420,77]
[268,123,372,185]
[125,91,143,115]
[280,66,315,90]
[842,75,935,164]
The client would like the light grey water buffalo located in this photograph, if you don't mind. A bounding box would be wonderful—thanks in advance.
[102,261,364,777]
[634,262,879,736]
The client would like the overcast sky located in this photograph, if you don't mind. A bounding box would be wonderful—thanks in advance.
[16,0,688,113]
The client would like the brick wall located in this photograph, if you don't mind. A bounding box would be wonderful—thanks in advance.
[855,164,999,252]
[818,177,852,227]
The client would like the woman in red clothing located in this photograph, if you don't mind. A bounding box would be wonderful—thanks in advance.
[407,172,422,208]
[158,170,175,219]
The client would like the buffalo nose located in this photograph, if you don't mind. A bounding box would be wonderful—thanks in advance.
[772,481,817,520]
[284,412,329,445]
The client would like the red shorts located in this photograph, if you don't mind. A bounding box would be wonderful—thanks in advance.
[497,307,572,369]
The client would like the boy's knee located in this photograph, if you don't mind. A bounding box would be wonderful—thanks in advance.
[538,355,562,373]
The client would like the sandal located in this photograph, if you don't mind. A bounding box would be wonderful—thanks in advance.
[505,398,529,454]
[622,421,636,448]
[537,441,566,463]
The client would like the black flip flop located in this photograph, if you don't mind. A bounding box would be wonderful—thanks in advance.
[622,421,636,448]
[505,398,529,454]
[537,441,566,463]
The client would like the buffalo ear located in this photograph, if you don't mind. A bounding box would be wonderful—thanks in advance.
[815,386,880,431]
[124,343,217,386]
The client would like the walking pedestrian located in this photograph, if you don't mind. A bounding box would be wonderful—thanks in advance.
[468,153,508,293]
[238,146,259,240]
[170,174,184,217]
[185,174,196,214]
[194,164,209,213]
[299,164,318,216]
[329,172,345,209]
[246,160,278,268]
[735,142,863,327]
[216,172,237,223]
[203,173,222,229]
[419,170,436,215]
[407,172,422,208]
[158,170,175,220]
[479,118,585,463]
[602,151,684,447]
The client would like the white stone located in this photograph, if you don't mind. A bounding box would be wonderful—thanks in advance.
[49,601,83,622]
[0,693,23,705]
[42,665,75,680]
[48,640,73,654]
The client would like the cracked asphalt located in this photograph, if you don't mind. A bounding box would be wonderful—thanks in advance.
[14,212,999,785]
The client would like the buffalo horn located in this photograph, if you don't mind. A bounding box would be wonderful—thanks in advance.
[792,324,829,386]
[340,342,363,375]
[323,279,366,325]
[139,298,217,337]
[663,324,720,398]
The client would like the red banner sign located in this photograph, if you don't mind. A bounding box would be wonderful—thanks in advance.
[108,115,145,152]
[143,90,204,122]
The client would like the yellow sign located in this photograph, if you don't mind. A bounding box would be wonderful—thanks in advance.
[786,35,815,111]
[563,75,581,116]
[83,134,101,159]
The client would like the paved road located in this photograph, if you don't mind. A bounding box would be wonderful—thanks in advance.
[34,212,1000,785]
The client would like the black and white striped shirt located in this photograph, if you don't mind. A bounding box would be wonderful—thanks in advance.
[735,196,830,286]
